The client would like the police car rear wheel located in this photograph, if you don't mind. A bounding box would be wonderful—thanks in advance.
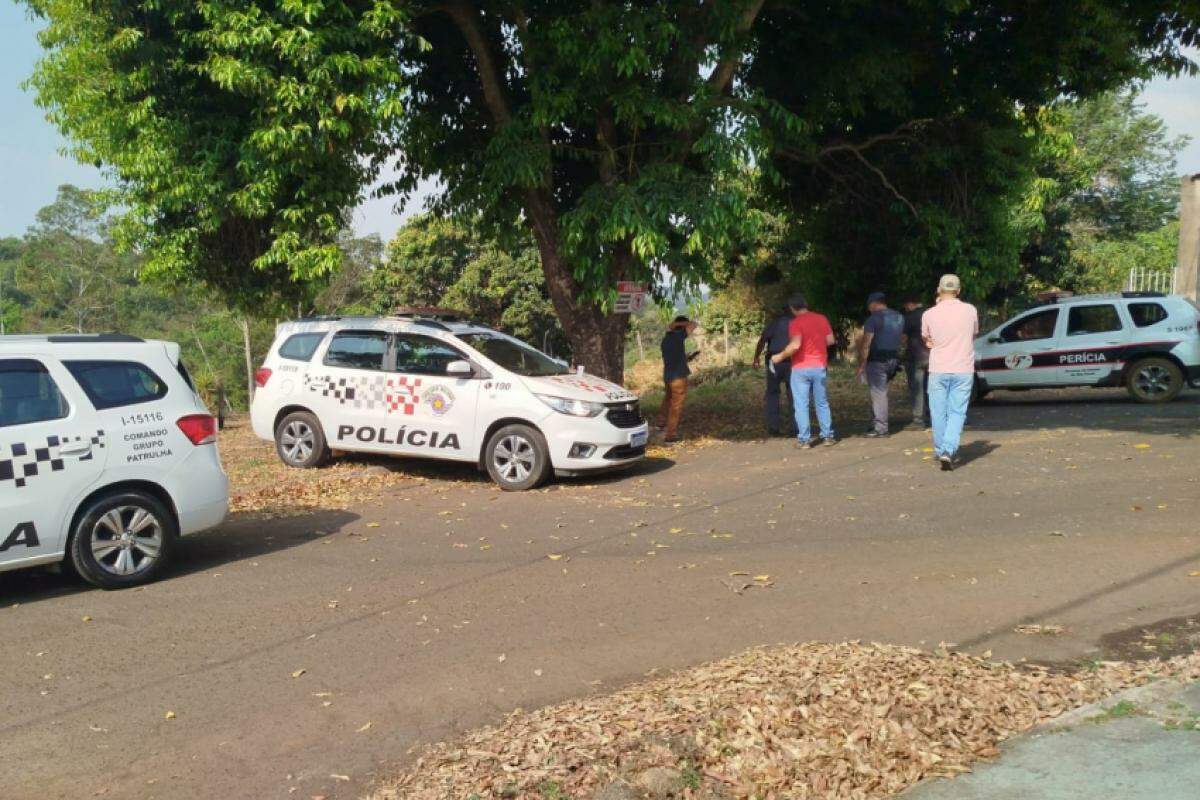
[275,411,331,468]
[70,491,176,590]
[485,425,550,491]
[1126,358,1182,404]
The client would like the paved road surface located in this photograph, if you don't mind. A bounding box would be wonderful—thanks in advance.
[2,390,1198,799]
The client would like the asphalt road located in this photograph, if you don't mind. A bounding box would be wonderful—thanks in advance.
[2,389,1198,800]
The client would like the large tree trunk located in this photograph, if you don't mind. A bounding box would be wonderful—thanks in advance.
[524,193,629,383]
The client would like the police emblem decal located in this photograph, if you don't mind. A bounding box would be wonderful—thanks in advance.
[425,385,456,416]
[1004,352,1033,370]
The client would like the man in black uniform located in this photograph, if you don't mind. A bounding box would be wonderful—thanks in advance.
[753,305,794,436]
[902,297,931,429]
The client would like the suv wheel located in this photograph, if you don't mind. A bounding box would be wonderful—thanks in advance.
[1126,357,1183,404]
[275,411,331,468]
[70,491,176,590]
[485,424,551,491]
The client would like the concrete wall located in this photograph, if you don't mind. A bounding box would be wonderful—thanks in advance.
[1179,174,1200,301]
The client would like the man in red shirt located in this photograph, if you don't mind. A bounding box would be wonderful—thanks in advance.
[770,294,838,448]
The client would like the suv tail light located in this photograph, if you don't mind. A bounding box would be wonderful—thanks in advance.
[254,367,272,388]
[177,414,217,445]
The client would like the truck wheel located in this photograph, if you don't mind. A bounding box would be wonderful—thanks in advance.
[485,424,551,491]
[1126,357,1183,403]
[69,491,176,590]
[275,411,331,468]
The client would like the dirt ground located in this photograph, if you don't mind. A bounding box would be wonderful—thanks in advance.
[1,387,1198,800]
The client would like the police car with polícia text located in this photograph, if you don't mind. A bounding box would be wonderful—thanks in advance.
[249,310,648,490]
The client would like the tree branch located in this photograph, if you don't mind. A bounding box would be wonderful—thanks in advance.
[442,0,513,125]
[707,0,766,94]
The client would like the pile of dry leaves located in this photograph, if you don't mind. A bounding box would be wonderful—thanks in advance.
[219,419,418,516]
[373,642,1200,800]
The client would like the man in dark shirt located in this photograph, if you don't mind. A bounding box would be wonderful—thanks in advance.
[856,291,904,437]
[753,306,794,436]
[656,315,698,442]
[902,298,931,429]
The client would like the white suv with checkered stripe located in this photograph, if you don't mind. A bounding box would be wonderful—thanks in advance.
[0,334,228,589]
[249,311,648,490]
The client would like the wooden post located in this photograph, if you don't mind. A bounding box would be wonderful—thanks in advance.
[1178,174,1200,302]
[723,320,731,365]
[239,316,254,409]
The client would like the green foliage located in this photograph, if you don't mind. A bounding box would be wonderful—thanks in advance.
[1067,222,1180,294]
[1020,87,1189,295]
[25,0,410,307]
[364,215,566,354]
[749,1,1199,322]
[6,185,278,408]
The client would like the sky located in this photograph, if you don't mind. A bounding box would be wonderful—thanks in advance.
[3,2,1199,243]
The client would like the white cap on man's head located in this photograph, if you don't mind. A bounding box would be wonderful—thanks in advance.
[938,273,961,292]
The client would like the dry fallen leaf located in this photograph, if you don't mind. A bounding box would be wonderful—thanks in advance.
[547,553,564,561]
[366,522,381,528]
[292,669,307,679]
[1188,571,1200,578]
[357,722,373,733]
[164,711,176,720]
[1132,443,1151,450]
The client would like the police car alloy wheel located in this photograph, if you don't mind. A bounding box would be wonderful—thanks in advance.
[1126,357,1183,404]
[70,491,177,590]
[274,411,331,468]
[485,424,550,491]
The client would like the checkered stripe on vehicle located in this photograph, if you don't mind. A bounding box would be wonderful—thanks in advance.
[0,429,106,490]
[305,374,422,415]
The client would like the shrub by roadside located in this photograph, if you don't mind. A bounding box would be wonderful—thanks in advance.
[372,642,1200,800]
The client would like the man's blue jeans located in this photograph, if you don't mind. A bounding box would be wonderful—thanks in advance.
[927,372,973,457]
[789,367,835,443]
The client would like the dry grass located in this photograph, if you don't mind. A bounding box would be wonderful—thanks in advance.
[372,642,1200,800]
[630,355,903,443]
[219,418,431,516]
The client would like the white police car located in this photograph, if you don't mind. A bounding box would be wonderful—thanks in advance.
[974,292,1200,403]
[249,310,649,490]
[0,334,228,589]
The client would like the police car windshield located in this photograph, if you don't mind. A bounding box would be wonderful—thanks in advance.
[460,334,569,377]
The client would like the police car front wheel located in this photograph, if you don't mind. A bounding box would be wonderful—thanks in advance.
[485,425,551,491]
[69,491,177,590]
[1126,357,1183,404]
[275,411,331,468]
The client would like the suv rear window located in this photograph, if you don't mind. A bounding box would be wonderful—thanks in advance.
[323,331,388,370]
[1128,302,1169,327]
[279,332,326,361]
[64,360,168,410]
[1067,304,1122,336]
[0,359,70,427]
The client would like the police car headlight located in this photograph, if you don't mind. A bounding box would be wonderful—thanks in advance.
[535,394,605,418]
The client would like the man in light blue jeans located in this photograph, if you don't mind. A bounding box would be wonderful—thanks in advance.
[926,372,973,459]
[769,294,838,449]
[920,274,979,471]
[790,367,836,445]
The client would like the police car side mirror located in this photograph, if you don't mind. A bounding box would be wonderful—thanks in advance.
[987,336,1001,344]
[446,359,475,377]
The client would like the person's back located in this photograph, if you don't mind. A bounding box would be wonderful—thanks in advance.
[922,297,978,374]
[920,275,979,470]
[661,325,690,381]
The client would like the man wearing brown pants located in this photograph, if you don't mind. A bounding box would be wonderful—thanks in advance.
[656,316,699,443]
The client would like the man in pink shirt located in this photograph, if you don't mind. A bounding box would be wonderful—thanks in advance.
[920,274,979,470]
